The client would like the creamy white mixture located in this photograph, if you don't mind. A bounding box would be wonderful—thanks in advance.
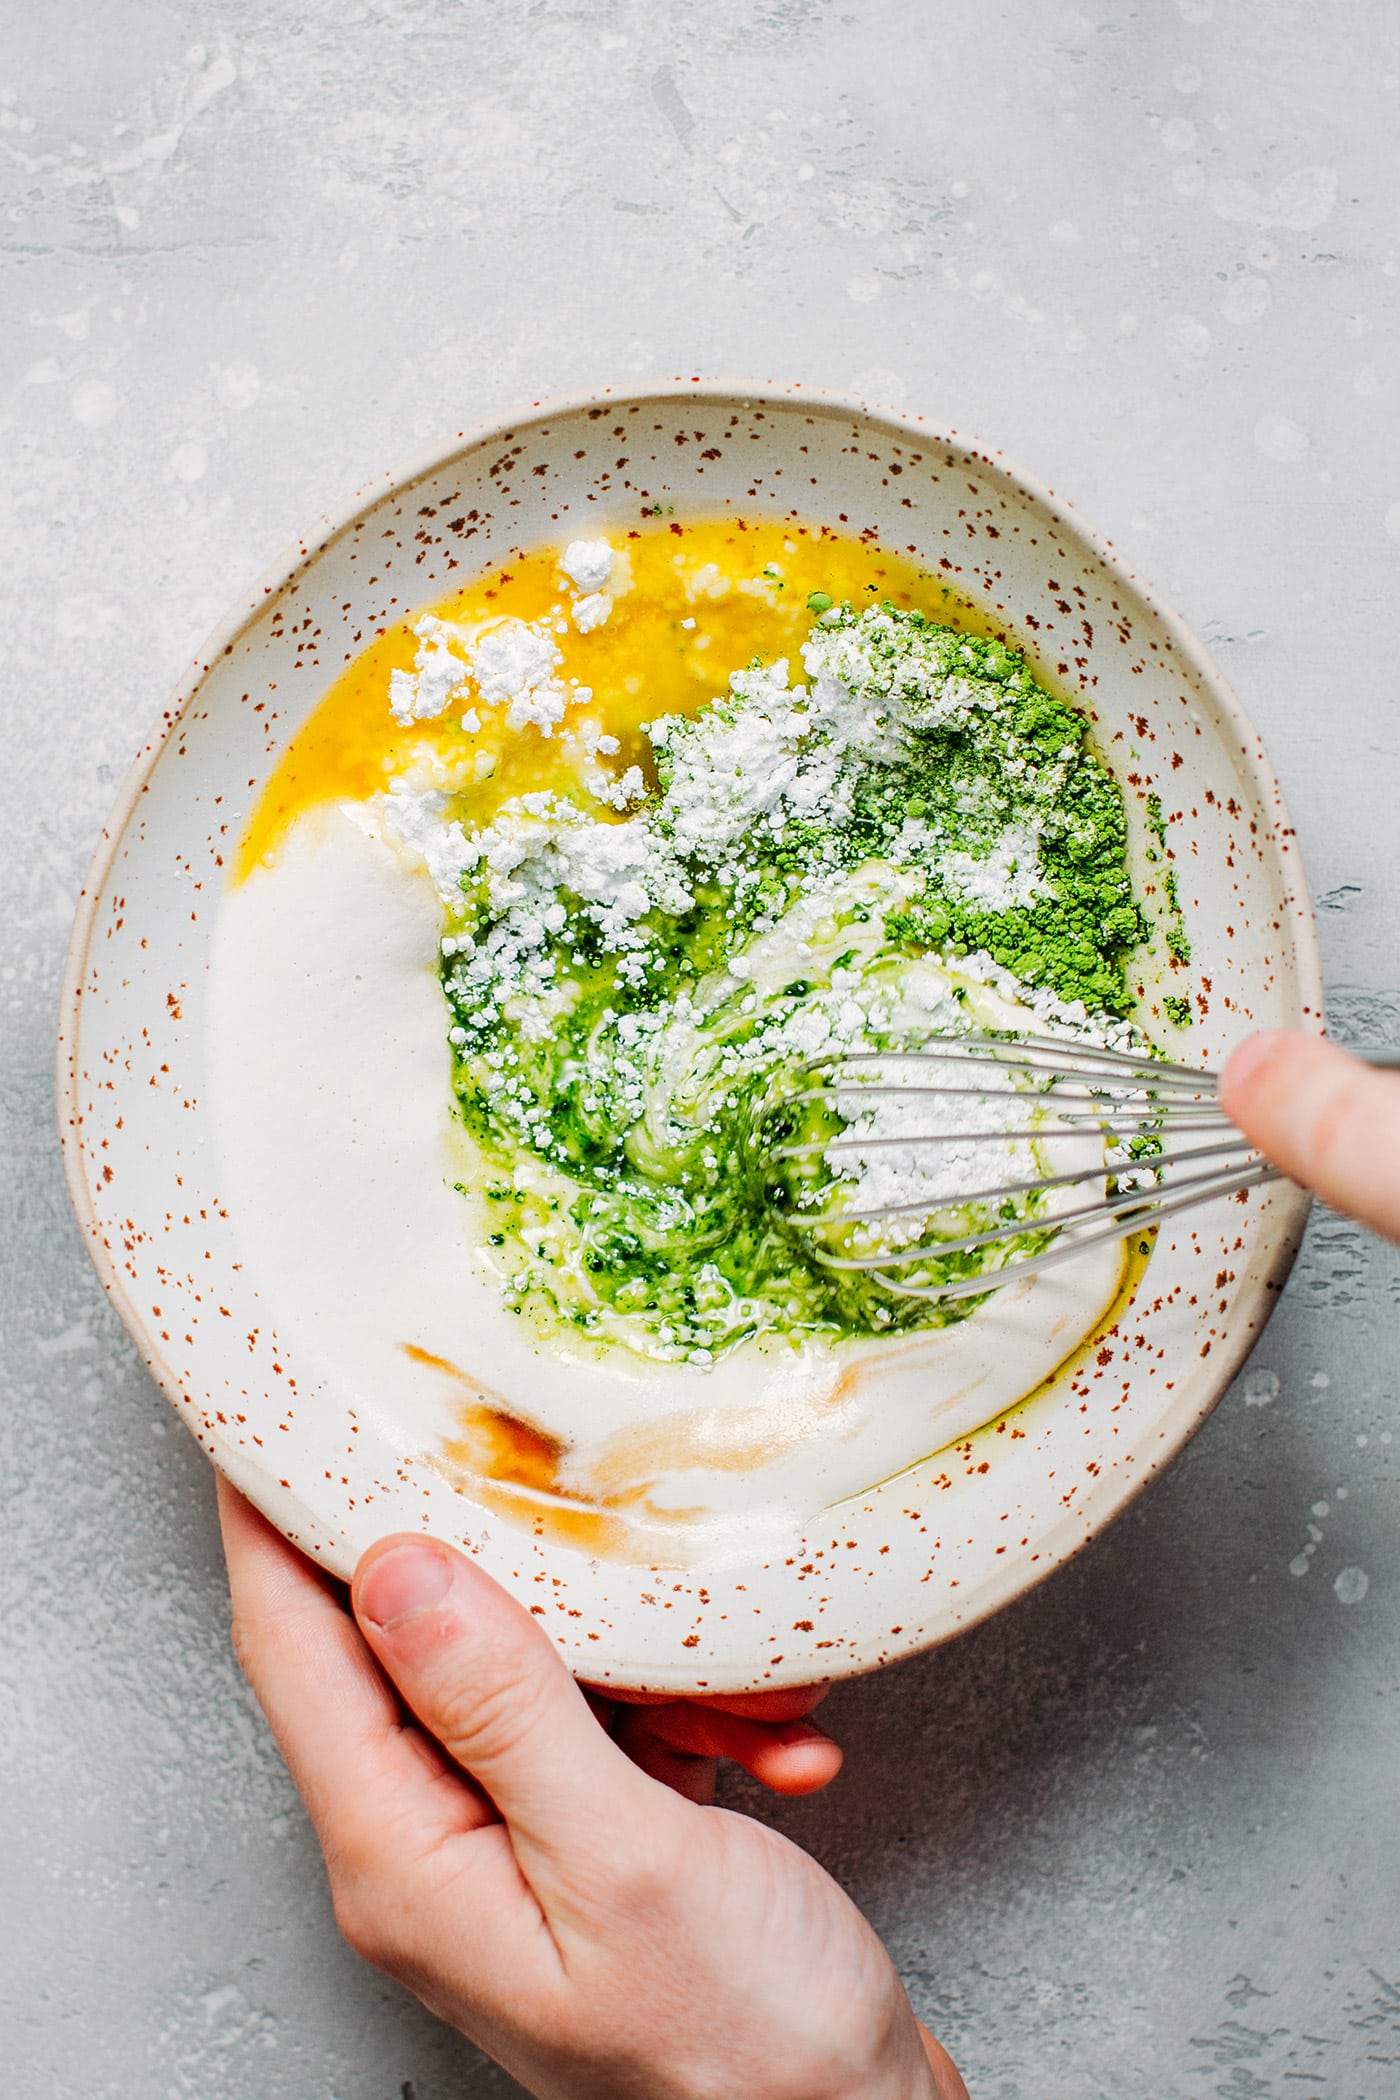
[209,810,1126,1565]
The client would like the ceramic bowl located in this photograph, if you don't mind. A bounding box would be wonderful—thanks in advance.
[58,382,1321,1692]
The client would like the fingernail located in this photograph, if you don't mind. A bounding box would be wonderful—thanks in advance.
[358,1542,454,1630]
[775,1719,829,1748]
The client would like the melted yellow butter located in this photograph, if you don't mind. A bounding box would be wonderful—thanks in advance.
[235,516,995,882]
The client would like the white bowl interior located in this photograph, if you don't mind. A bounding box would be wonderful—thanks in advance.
[60,385,1318,1690]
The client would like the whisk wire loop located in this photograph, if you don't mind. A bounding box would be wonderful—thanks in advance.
[762,1033,1400,1305]
[828,1132,1268,1227]
[872,1161,1279,1304]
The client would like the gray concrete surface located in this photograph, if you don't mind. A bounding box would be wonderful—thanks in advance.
[3,3,1398,2093]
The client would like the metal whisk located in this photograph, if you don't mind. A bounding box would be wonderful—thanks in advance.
[763,1033,1398,1305]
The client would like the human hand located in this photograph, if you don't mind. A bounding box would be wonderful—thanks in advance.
[1220,1030,1400,1244]
[576,1672,841,1807]
[219,1480,967,2100]
[579,1675,839,1802]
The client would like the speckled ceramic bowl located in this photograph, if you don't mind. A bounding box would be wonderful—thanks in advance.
[58,381,1321,1692]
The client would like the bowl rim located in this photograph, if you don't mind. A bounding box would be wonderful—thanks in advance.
[57,375,1323,1664]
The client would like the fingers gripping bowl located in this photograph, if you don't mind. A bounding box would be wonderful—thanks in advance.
[59,384,1320,1692]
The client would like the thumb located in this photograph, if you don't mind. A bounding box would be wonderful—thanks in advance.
[1220,1031,1400,1243]
[352,1535,646,1878]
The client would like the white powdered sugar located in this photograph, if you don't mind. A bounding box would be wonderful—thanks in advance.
[566,722,637,809]
[800,613,967,730]
[560,538,614,592]
[370,785,475,897]
[384,543,649,801]
[940,820,1049,912]
[649,656,876,860]
[596,763,647,811]
[389,610,594,742]
[833,1059,1043,1249]
[685,560,732,602]
[388,615,472,726]
[468,620,575,735]
[436,792,696,1022]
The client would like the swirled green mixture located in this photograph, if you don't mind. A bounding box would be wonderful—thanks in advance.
[415,599,1150,1365]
